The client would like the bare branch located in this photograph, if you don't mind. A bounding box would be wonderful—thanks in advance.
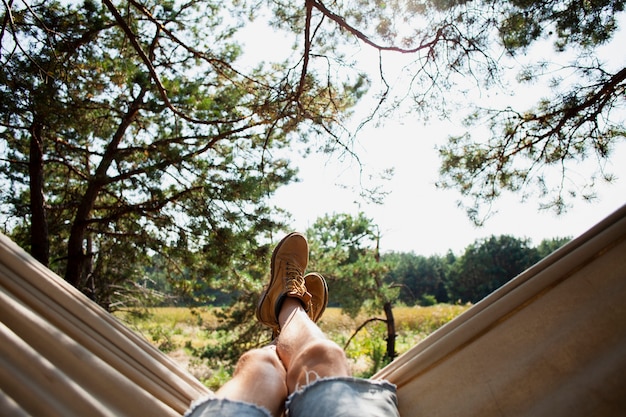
[312,0,441,54]
[102,0,249,126]
[343,317,386,350]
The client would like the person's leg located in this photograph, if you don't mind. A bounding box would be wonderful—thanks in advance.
[276,298,350,393]
[276,298,400,417]
[253,231,399,417]
[213,345,287,417]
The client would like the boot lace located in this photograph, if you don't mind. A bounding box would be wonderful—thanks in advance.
[285,261,306,296]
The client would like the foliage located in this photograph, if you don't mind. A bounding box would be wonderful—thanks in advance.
[419,294,438,306]
[428,0,625,221]
[382,251,450,305]
[306,213,396,316]
[376,234,570,305]
[264,1,625,220]
[535,236,572,258]
[446,235,541,303]
[1,0,618,311]
[196,295,271,366]
[0,0,364,308]
[306,212,401,358]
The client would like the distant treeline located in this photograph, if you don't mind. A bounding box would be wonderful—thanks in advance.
[377,235,571,305]
[140,234,570,308]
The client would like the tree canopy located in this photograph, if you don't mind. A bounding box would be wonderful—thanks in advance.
[306,212,400,359]
[0,0,362,307]
[1,0,623,308]
[274,0,625,222]
[446,235,540,302]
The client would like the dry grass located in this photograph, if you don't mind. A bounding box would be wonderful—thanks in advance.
[115,303,472,384]
[318,304,471,333]
[317,304,471,375]
[115,306,220,351]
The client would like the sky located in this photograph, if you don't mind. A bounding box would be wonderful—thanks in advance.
[242,11,626,256]
[269,121,626,256]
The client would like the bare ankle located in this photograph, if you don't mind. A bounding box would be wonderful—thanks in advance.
[278,297,307,327]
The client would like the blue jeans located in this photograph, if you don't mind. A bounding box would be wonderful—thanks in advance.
[185,377,399,417]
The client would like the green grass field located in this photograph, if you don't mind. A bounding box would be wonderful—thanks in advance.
[115,304,471,388]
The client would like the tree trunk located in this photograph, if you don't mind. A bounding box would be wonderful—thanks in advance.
[375,229,396,360]
[29,120,49,266]
[65,191,96,288]
[65,95,143,289]
[383,300,396,360]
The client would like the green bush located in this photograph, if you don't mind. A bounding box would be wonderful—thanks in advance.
[419,294,437,306]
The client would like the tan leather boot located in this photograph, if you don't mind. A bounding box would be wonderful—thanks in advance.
[256,232,311,334]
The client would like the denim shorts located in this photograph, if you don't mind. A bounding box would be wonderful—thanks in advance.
[185,377,399,417]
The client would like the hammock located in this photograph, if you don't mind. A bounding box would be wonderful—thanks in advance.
[374,203,626,416]
[1,204,625,416]
[0,234,210,416]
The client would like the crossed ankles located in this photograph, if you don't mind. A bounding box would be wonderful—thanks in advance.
[256,232,328,336]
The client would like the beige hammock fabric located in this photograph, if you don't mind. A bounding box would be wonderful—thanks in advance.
[375,203,626,416]
[1,204,625,416]
[0,233,211,416]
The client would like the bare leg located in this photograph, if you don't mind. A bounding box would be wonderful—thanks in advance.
[276,298,351,394]
[215,346,287,417]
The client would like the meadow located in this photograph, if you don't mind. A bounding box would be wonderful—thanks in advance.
[115,304,471,390]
